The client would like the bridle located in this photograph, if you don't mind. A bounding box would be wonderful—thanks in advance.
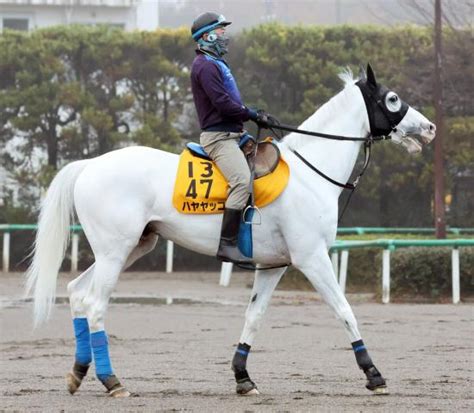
[237,77,409,271]
[256,78,409,222]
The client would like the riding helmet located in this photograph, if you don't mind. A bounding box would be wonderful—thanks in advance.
[191,12,231,41]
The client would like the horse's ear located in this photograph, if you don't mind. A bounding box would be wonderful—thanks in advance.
[366,63,377,87]
[358,65,366,80]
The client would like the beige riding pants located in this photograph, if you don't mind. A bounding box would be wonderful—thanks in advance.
[200,131,251,210]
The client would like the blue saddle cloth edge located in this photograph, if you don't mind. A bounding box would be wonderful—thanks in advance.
[238,208,254,258]
[186,142,210,159]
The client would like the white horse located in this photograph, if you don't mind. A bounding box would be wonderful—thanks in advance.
[26,65,435,397]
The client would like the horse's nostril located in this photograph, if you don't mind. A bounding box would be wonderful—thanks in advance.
[429,123,436,132]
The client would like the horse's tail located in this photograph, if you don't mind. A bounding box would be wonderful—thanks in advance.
[25,159,90,327]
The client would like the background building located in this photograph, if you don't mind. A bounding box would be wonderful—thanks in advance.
[0,0,159,31]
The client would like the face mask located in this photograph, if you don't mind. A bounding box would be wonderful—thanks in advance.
[199,30,230,57]
[214,33,230,56]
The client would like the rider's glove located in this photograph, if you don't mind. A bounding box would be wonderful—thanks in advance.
[248,108,271,128]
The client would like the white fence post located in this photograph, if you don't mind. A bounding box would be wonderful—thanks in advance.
[220,262,233,287]
[382,249,391,304]
[339,250,349,294]
[71,233,79,272]
[331,251,339,281]
[2,232,10,273]
[166,240,174,273]
[451,248,460,304]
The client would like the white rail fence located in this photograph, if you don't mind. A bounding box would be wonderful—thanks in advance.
[0,227,177,275]
[1,225,472,304]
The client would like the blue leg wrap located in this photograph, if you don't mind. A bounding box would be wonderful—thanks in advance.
[73,318,92,365]
[91,330,113,381]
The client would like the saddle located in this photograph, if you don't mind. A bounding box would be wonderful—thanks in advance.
[186,139,280,179]
[172,140,290,215]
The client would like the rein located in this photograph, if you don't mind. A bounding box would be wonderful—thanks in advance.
[244,81,397,271]
[293,143,371,191]
[259,118,388,189]
[264,120,389,142]
[241,124,380,272]
[257,116,390,224]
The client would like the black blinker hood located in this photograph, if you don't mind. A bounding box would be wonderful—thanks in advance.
[356,79,409,138]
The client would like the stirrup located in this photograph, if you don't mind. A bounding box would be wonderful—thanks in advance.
[243,205,261,225]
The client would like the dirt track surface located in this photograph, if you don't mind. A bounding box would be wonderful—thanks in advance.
[1,271,473,412]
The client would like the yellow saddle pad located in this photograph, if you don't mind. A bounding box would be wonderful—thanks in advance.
[173,148,290,214]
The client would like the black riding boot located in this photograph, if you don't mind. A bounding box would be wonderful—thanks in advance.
[217,208,252,264]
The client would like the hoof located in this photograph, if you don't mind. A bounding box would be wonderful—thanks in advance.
[109,387,131,398]
[236,379,259,395]
[242,388,260,395]
[66,372,82,395]
[365,366,387,394]
[101,375,130,398]
[372,385,389,395]
[66,362,89,395]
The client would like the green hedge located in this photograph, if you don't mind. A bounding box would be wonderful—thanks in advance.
[279,248,379,293]
[389,247,474,301]
[279,245,474,302]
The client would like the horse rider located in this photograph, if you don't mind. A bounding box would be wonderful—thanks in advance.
[190,12,269,264]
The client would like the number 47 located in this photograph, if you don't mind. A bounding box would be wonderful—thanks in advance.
[185,179,213,199]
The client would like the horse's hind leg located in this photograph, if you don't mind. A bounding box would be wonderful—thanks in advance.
[123,223,159,269]
[232,266,287,395]
[294,248,387,394]
[79,250,130,397]
[82,225,158,398]
[65,223,158,396]
[66,264,95,394]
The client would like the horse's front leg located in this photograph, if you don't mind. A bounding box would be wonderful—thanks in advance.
[294,248,387,394]
[232,266,287,395]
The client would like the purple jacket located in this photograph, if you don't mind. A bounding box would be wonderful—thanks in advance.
[191,52,254,132]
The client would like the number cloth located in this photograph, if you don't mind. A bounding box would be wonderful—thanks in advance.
[173,148,290,214]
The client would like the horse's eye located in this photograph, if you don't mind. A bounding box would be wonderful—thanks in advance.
[385,92,401,112]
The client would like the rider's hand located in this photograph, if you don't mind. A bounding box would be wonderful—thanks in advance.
[256,110,271,128]
[248,108,271,128]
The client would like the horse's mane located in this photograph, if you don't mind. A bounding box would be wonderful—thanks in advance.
[282,68,361,151]
[338,68,359,87]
